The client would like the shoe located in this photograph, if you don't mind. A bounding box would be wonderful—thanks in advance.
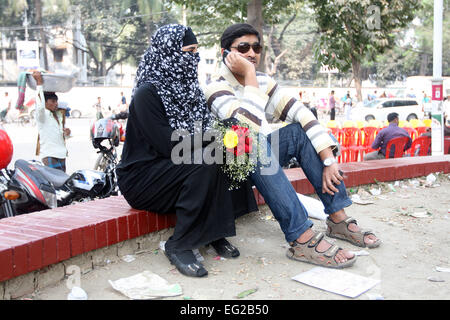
[209,238,240,258]
[164,249,208,277]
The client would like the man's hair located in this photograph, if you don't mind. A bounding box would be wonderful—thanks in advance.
[44,92,58,102]
[220,23,260,50]
[387,112,399,122]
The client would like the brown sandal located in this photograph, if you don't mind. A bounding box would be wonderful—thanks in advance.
[326,217,381,248]
[286,231,357,269]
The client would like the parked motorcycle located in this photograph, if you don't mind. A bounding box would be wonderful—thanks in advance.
[0,119,121,219]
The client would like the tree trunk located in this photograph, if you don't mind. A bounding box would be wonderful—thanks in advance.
[247,0,265,72]
[351,56,362,102]
[419,53,428,75]
[34,0,48,70]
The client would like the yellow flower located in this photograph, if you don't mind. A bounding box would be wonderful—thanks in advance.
[223,130,238,148]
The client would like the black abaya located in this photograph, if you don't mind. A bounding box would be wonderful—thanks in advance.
[116,83,257,252]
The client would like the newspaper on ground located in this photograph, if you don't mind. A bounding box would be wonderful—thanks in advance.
[292,267,380,298]
[109,270,182,300]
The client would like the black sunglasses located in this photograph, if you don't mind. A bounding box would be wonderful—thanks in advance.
[230,42,262,54]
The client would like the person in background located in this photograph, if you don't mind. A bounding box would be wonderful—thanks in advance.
[0,92,11,123]
[310,91,319,119]
[363,112,411,160]
[118,92,128,112]
[93,96,104,120]
[329,90,337,120]
[32,71,70,172]
[444,91,450,126]
[343,92,353,120]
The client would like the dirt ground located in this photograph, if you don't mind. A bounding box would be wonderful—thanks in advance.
[21,173,450,301]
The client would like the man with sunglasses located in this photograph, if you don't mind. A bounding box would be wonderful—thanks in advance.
[205,23,380,269]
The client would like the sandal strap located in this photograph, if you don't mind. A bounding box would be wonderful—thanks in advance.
[308,232,325,248]
[344,217,357,225]
[323,245,341,258]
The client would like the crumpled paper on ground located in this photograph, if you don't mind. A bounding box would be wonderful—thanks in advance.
[109,271,182,300]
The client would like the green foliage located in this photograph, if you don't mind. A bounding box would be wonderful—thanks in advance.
[309,0,421,72]
[307,0,421,98]
[167,0,297,48]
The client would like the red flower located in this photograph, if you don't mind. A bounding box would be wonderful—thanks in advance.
[226,125,252,156]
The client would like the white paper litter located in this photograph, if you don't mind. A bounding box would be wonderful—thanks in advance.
[121,255,136,263]
[292,267,380,298]
[109,271,182,300]
[351,194,374,205]
[297,193,327,220]
[350,250,370,256]
[435,266,450,273]
[369,188,381,196]
[67,286,88,300]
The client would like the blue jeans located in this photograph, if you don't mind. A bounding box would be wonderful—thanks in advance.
[249,123,352,243]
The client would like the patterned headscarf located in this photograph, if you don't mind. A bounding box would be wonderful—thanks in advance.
[133,24,212,134]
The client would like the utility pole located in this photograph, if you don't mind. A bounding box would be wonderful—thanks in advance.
[431,0,444,156]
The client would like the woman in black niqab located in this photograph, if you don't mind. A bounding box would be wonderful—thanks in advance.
[116,24,257,278]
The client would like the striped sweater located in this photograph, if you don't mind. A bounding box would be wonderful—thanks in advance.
[204,65,336,154]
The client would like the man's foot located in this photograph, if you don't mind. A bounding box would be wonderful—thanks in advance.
[296,228,355,264]
[327,210,381,248]
[287,230,356,268]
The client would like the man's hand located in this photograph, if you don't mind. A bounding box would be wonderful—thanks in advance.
[32,71,43,85]
[224,52,258,87]
[322,163,344,195]
[224,52,254,76]
[319,147,343,195]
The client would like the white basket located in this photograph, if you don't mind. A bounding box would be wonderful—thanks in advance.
[26,73,77,93]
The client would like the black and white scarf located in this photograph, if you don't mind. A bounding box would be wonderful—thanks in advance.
[133,24,212,135]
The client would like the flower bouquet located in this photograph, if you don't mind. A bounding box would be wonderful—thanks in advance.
[213,119,259,190]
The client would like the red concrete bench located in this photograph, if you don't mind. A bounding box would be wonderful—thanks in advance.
[1,155,449,283]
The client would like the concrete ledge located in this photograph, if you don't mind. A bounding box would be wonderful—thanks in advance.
[0,229,171,299]
[1,155,449,298]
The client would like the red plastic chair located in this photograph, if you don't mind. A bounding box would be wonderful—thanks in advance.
[385,136,410,159]
[404,127,418,141]
[328,127,343,144]
[409,136,431,156]
[415,126,429,136]
[360,126,379,159]
[341,127,364,162]
[328,127,345,163]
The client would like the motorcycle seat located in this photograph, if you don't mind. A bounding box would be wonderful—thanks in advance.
[33,164,70,188]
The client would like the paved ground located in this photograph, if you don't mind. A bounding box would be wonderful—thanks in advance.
[20,173,450,301]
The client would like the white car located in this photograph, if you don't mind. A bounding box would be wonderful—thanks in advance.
[351,98,424,122]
